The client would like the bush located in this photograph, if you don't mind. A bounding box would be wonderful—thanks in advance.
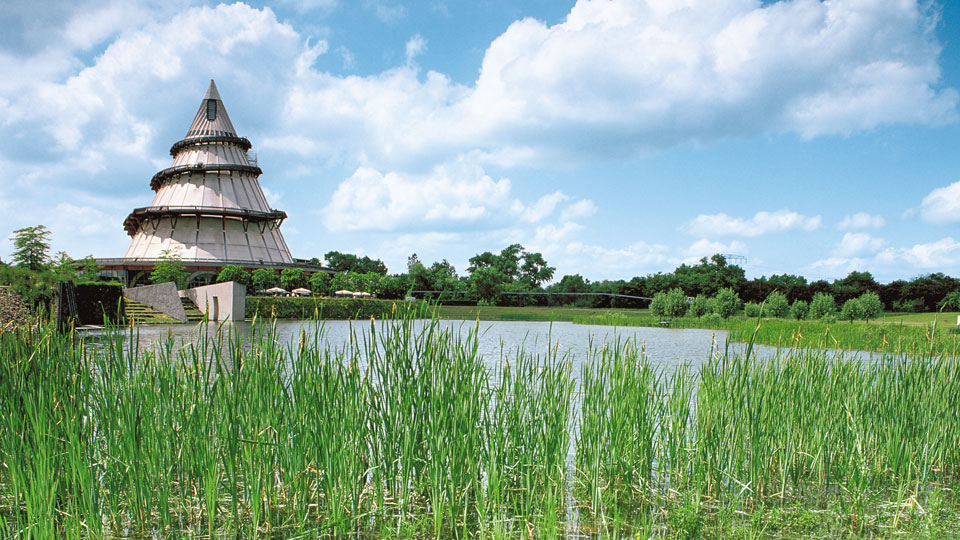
[245,297,426,319]
[840,298,864,322]
[252,269,278,291]
[217,265,251,288]
[712,287,742,319]
[688,294,711,317]
[280,268,308,291]
[765,291,790,318]
[821,314,838,324]
[744,302,763,318]
[309,272,332,296]
[650,287,688,320]
[808,292,836,320]
[150,248,187,289]
[858,291,883,321]
[790,299,809,320]
[940,290,960,311]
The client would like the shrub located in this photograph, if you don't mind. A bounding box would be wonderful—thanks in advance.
[217,265,251,287]
[712,287,742,319]
[280,268,308,291]
[650,287,687,319]
[309,272,332,296]
[688,294,711,317]
[808,292,836,320]
[940,290,960,311]
[150,248,187,289]
[245,296,426,319]
[858,291,883,321]
[840,298,864,322]
[252,269,278,291]
[790,299,809,320]
[744,302,763,318]
[765,291,790,318]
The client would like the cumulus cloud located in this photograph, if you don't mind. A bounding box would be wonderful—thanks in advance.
[684,209,821,238]
[321,159,594,233]
[274,0,958,168]
[810,237,960,278]
[921,181,960,224]
[833,232,886,257]
[838,212,886,230]
[684,238,748,262]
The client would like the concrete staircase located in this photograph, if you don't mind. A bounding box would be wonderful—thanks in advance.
[123,298,180,324]
[180,297,205,323]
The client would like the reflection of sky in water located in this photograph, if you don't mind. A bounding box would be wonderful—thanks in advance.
[79,319,794,373]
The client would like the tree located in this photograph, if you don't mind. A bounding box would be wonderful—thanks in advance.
[673,254,747,297]
[519,251,555,288]
[712,287,742,319]
[765,291,790,318]
[470,266,509,304]
[650,287,687,319]
[78,256,102,282]
[252,268,278,291]
[840,298,864,322]
[858,291,884,321]
[217,264,251,287]
[324,251,387,275]
[52,251,76,281]
[150,248,187,288]
[281,268,307,290]
[688,294,711,317]
[808,292,836,320]
[309,272,332,296]
[10,225,51,271]
[790,299,809,320]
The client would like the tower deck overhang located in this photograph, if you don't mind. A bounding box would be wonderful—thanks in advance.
[123,206,287,237]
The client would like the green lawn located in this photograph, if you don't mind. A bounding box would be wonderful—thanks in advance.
[433,304,651,322]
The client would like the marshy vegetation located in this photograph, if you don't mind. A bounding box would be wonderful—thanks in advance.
[1,314,959,539]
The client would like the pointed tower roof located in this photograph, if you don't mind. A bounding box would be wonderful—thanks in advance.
[186,79,237,138]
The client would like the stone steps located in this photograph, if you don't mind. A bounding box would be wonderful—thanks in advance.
[123,298,180,325]
[180,297,205,323]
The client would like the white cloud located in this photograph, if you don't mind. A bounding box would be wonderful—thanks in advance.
[833,232,886,257]
[321,160,592,233]
[561,199,598,221]
[810,237,960,279]
[405,34,426,66]
[877,237,960,268]
[684,209,821,238]
[683,238,747,262]
[921,181,960,224]
[838,212,886,230]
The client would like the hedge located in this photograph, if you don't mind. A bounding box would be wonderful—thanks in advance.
[245,297,429,320]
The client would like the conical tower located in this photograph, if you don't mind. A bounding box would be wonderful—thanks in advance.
[123,80,294,266]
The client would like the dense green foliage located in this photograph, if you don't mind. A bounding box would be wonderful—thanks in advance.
[2,318,958,538]
[650,287,687,319]
[809,292,837,320]
[9,225,51,271]
[216,265,252,288]
[279,268,307,291]
[764,290,790,318]
[251,268,278,291]
[245,297,426,319]
[149,249,187,289]
[324,250,388,274]
[712,287,742,319]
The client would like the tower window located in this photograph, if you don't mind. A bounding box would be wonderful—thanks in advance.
[206,99,217,121]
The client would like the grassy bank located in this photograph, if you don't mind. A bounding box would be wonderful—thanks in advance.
[2,317,959,538]
[432,304,651,322]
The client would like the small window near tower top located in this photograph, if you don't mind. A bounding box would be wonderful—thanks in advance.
[206,99,217,121]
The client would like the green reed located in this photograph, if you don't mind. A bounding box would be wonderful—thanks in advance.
[1,312,959,538]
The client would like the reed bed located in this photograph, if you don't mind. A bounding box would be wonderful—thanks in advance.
[1,315,959,539]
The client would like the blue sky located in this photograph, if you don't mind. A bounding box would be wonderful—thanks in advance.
[1,0,958,283]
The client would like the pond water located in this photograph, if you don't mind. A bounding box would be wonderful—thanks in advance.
[79,319,787,372]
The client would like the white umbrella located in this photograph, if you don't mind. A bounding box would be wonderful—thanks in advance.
[292,288,312,296]
[265,287,288,294]
[334,289,354,296]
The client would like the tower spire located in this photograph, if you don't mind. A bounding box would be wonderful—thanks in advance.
[186,79,236,137]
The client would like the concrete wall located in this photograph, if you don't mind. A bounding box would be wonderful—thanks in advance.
[183,281,245,322]
[124,282,187,322]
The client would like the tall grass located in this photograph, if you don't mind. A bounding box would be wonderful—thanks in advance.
[1,314,959,538]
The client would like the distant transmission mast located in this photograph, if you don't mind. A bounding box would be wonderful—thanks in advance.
[724,254,747,266]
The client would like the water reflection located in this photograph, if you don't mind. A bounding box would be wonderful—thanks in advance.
[79,319,792,372]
